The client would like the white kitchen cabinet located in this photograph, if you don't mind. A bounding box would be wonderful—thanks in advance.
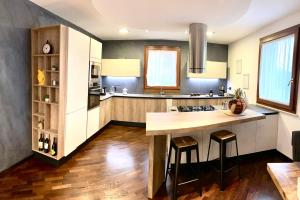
[256,115,278,152]
[101,59,141,77]
[187,61,227,79]
[90,38,102,62]
[64,108,87,156]
[87,106,100,139]
[66,28,90,113]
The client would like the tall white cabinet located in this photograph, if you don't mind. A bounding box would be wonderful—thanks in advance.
[64,28,90,156]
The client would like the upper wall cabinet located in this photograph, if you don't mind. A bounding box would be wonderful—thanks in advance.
[101,59,141,77]
[90,38,102,62]
[187,61,227,79]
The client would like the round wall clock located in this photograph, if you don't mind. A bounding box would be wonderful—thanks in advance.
[42,40,52,54]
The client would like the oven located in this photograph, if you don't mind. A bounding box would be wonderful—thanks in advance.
[89,61,101,88]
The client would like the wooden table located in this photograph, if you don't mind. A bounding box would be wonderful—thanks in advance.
[267,163,300,200]
[146,109,265,199]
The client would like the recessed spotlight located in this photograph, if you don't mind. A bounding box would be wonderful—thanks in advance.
[119,28,129,34]
[145,29,149,33]
[207,31,215,36]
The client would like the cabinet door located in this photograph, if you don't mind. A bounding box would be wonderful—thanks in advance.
[105,98,112,124]
[90,38,102,61]
[112,97,124,121]
[99,101,106,129]
[64,108,87,156]
[145,99,167,113]
[66,28,90,113]
[87,106,100,139]
[124,98,145,122]
[256,115,278,152]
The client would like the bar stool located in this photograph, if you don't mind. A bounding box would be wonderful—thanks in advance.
[207,130,241,191]
[165,136,201,200]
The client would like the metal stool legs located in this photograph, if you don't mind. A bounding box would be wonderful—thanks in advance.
[165,143,172,182]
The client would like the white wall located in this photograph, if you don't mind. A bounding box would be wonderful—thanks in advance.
[228,11,300,159]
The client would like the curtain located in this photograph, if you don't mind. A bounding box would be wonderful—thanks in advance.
[259,34,294,105]
[147,50,177,87]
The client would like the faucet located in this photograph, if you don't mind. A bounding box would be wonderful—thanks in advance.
[160,87,165,95]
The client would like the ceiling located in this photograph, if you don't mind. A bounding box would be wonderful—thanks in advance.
[31,0,300,44]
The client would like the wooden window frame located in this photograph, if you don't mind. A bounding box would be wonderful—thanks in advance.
[257,25,300,113]
[144,46,181,92]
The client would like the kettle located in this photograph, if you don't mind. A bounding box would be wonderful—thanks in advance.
[123,88,128,95]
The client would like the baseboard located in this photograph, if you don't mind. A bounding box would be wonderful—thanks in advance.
[111,120,146,127]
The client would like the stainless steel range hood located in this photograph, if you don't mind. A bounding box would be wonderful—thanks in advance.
[188,23,207,73]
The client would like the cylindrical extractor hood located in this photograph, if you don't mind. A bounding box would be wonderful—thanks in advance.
[189,23,207,73]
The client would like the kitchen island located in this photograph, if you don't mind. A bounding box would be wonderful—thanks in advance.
[146,109,266,199]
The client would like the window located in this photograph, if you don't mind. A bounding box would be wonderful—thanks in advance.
[257,26,300,113]
[144,46,180,90]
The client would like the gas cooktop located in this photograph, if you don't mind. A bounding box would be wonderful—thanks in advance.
[177,105,215,112]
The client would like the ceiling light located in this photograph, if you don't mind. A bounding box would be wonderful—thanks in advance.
[119,28,129,34]
[185,30,188,35]
[207,31,215,36]
[145,29,149,33]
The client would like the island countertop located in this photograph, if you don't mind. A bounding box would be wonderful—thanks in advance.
[146,109,265,136]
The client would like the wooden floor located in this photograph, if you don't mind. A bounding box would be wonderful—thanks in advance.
[0,124,286,200]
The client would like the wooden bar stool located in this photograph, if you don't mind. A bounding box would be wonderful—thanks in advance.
[165,136,201,200]
[207,130,241,191]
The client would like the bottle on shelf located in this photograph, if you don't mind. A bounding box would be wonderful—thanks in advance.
[38,133,44,151]
[51,137,58,156]
[44,134,50,153]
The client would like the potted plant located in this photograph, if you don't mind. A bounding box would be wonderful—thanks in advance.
[228,88,247,114]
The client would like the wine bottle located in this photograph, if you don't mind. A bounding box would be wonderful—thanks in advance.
[51,137,57,156]
[44,134,50,153]
[38,133,44,151]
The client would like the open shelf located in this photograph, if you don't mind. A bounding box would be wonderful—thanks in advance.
[31,25,63,160]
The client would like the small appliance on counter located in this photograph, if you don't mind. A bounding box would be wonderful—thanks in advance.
[209,89,214,97]
[122,88,128,95]
[218,85,225,96]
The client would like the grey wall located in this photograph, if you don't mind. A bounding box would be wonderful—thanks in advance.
[0,0,101,173]
[102,40,228,94]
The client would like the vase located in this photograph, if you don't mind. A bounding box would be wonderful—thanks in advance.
[228,98,247,114]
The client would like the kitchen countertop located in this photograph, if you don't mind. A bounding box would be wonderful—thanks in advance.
[247,104,279,115]
[146,108,265,135]
[98,93,233,101]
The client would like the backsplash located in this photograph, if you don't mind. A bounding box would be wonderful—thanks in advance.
[102,40,228,94]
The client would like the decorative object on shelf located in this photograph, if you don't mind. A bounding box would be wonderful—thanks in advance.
[44,95,50,103]
[38,120,44,129]
[51,137,57,156]
[122,88,128,95]
[51,80,58,86]
[42,40,52,54]
[44,134,50,153]
[228,88,247,114]
[236,59,242,74]
[209,89,214,97]
[38,133,44,151]
[37,69,45,86]
[51,65,58,71]
[243,74,250,89]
